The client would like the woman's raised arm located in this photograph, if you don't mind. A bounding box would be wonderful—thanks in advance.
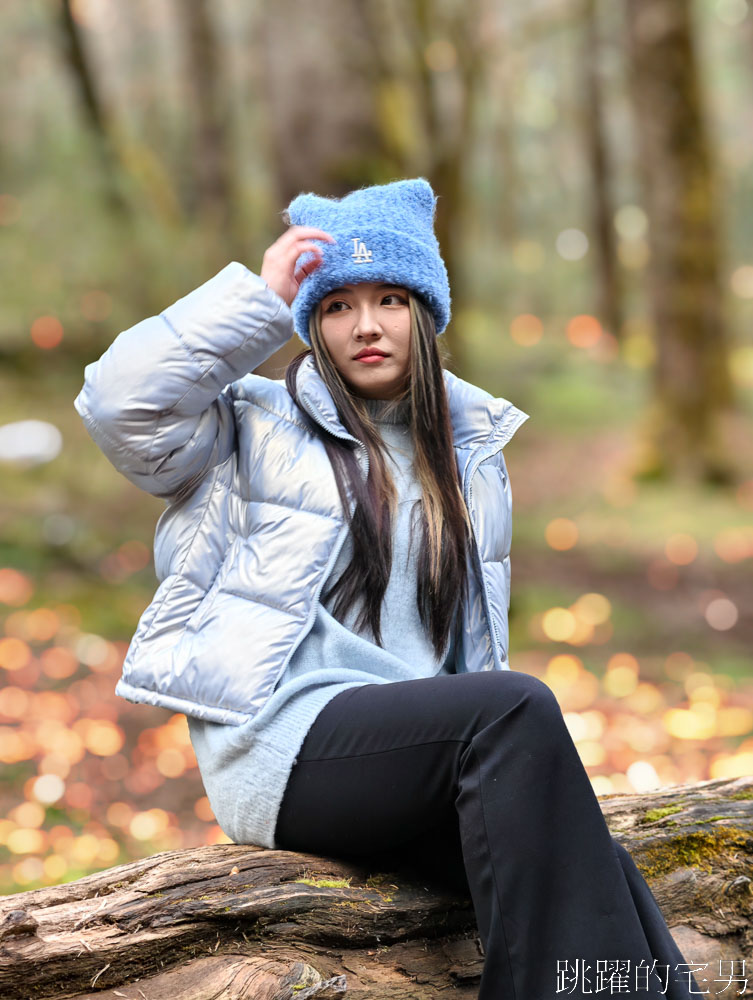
[74,228,333,502]
[73,261,298,501]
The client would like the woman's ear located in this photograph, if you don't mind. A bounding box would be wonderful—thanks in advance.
[281,209,291,226]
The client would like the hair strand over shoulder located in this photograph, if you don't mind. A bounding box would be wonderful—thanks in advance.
[284,292,469,659]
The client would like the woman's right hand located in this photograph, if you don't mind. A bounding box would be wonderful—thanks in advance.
[260,226,336,307]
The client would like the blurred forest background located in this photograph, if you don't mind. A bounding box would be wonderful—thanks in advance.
[1,0,752,896]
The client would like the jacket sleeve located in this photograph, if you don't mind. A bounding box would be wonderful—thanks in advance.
[73,262,295,501]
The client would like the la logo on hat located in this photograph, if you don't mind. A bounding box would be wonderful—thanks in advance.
[351,237,373,263]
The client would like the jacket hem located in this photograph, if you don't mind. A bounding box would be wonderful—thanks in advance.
[115,677,253,726]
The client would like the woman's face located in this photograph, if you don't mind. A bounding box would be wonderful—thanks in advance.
[318,281,411,400]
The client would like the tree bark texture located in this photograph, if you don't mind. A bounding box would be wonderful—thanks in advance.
[623,0,736,484]
[0,776,750,999]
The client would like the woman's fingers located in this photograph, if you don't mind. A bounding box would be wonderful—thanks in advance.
[284,226,336,244]
[281,234,334,269]
[262,228,334,266]
[260,226,334,305]
[270,227,334,259]
[293,254,324,285]
[284,240,327,263]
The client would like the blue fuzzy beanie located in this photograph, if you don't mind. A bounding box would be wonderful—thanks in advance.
[285,177,451,345]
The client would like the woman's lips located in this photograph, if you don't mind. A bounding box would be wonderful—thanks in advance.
[354,354,389,364]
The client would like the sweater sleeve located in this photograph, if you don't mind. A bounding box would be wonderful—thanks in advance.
[73,262,295,502]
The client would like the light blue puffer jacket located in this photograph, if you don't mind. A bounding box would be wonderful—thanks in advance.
[74,261,529,726]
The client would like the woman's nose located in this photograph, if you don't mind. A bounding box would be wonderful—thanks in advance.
[352,305,381,338]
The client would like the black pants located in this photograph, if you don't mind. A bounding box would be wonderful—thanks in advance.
[275,670,702,999]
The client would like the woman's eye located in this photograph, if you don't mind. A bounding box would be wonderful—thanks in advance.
[324,300,348,313]
[384,293,407,305]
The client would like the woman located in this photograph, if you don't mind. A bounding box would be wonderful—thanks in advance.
[74,178,701,999]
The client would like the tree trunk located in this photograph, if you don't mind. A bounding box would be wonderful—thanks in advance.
[255,0,382,206]
[580,0,624,341]
[623,0,736,485]
[177,0,239,268]
[356,0,489,375]
[54,0,131,217]
[248,0,386,379]
[1,776,750,999]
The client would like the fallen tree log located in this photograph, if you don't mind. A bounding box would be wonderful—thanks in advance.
[0,775,751,1000]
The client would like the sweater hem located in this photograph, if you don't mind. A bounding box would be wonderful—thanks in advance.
[208,680,373,850]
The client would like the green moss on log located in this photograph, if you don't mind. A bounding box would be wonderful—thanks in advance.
[643,805,683,823]
[293,877,353,889]
[637,827,752,879]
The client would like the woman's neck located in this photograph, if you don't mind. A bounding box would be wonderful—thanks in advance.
[359,395,411,425]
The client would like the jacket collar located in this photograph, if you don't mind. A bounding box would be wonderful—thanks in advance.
[295,352,529,454]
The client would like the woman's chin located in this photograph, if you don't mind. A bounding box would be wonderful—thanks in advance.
[342,372,401,400]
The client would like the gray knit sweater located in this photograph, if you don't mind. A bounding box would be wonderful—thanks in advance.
[187,395,458,849]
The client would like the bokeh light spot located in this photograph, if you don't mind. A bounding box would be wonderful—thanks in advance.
[704,596,738,631]
[30,316,64,350]
[0,421,63,465]
[0,569,33,606]
[621,327,656,369]
[194,796,215,822]
[424,39,457,72]
[106,801,133,828]
[43,854,68,880]
[76,718,125,757]
[510,314,543,346]
[730,264,753,297]
[156,748,186,778]
[665,533,698,565]
[130,808,170,841]
[614,204,647,240]
[716,0,750,29]
[714,526,753,562]
[730,346,753,387]
[65,782,93,810]
[40,646,78,680]
[545,518,578,550]
[542,607,577,642]
[626,760,661,793]
[573,592,611,626]
[566,314,602,348]
[7,828,46,855]
[0,637,32,672]
[556,228,589,261]
[0,686,30,718]
[10,801,45,828]
[32,774,65,805]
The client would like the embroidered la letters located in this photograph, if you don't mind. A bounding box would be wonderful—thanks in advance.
[351,238,373,263]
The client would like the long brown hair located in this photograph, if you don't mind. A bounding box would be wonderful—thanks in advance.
[284,291,469,659]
